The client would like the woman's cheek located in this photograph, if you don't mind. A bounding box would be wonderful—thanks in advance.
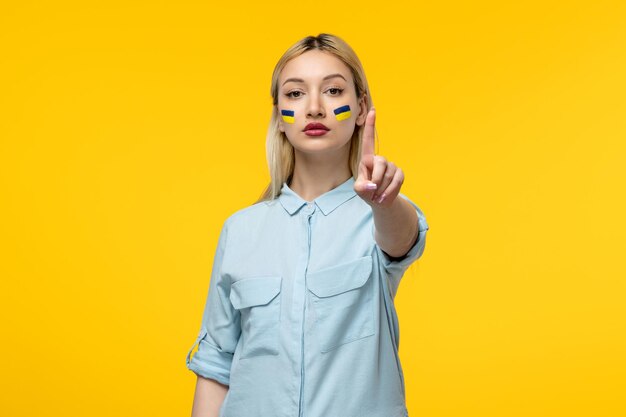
[280,108,296,124]
[333,104,351,122]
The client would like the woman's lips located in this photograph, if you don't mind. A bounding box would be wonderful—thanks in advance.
[304,129,330,136]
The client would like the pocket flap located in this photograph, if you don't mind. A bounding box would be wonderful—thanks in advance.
[230,276,282,309]
[307,255,373,298]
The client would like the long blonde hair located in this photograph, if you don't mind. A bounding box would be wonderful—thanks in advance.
[254,33,376,204]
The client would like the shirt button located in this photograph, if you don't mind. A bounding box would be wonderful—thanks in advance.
[304,202,315,214]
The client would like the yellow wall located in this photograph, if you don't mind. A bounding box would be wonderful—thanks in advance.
[1,1,624,416]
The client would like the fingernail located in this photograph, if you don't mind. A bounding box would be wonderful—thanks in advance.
[365,182,377,190]
[377,193,386,203]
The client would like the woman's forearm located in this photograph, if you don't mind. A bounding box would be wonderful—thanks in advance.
[372,195,419,258]
[191,375,229,417]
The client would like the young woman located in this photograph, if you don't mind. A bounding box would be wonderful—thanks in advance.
[186,33,429,417]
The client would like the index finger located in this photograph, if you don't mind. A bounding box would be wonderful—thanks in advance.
[361,107,376,159]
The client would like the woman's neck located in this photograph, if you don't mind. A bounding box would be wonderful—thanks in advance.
[288,154,352,202]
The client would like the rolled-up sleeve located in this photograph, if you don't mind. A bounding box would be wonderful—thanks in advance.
[185,218,240,386]
[373,193,429,297]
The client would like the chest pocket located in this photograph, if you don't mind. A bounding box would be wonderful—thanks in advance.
[307,255,375,353]
[229,276,282,360]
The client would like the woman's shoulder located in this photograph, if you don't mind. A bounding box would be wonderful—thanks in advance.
[223,199,279,228]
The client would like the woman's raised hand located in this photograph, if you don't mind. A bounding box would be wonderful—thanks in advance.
[354,107,405,207]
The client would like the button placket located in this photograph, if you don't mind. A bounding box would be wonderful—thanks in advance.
[299,200,315,417]
[303,202,315,215]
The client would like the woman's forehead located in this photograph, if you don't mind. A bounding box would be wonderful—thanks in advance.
[281,51,352,85]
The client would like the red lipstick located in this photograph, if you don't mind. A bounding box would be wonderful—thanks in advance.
[303,122,330,136]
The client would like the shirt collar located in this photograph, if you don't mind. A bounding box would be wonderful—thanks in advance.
[278,176,357,216]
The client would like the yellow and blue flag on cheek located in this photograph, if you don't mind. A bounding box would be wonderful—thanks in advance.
[281,109,295,124]
[333,104,351,121]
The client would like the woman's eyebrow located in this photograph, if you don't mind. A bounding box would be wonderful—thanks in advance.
[282,73,347,86]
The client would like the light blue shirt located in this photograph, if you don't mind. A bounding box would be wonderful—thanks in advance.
[186,176,429,417]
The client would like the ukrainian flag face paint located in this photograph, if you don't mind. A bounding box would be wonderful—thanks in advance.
[333,104,351,121]
[281,109,295,124]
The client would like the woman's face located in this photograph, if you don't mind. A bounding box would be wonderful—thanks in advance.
[276,50,367,155]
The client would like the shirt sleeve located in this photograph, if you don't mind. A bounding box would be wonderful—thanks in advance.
[185,218,241,386]
[372,193,429,297]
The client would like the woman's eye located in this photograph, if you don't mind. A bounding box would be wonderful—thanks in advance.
[285,88,343,99]
[328,88,344,95]
[286,91,302,98]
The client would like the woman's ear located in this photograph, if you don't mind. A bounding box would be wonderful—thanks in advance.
[355,94,368,127]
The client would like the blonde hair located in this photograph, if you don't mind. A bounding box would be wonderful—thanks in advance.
[254,33,376,204]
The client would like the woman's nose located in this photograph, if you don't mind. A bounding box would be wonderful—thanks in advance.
[306,92,325,118]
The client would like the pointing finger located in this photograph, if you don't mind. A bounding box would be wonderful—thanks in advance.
[361,107,376,160]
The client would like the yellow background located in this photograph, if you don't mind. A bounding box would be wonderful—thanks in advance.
[1,1,624,416]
